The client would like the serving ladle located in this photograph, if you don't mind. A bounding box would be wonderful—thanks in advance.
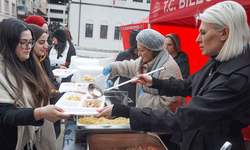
[88,67,165,97]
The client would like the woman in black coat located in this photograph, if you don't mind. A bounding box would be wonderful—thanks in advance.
[94,1,250,149]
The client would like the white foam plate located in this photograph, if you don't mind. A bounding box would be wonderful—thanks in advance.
[53,69,77,78]
[59,82,89,92]
[55,92,105,115]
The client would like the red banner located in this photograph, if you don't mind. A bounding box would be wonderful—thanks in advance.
[149,0,250,28]
[120,16,149,32]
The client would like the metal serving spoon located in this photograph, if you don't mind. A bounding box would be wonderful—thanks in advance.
[88,67,165,97]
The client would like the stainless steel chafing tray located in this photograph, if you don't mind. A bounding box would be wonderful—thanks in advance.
[87,133,168,150]
[75,90,136,142]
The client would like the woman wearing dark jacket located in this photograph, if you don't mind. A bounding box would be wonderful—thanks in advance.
[165,33,190,79]
[48,29,76,83]
[94,1,250,149]
[107,30,140,106]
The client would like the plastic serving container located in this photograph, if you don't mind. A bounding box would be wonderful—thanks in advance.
[74,65,106,90]
[59,82,89,92]
[55,92,105,115]
[52,69,77,78]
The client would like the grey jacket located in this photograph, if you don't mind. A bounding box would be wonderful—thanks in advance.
[110,54,185,112]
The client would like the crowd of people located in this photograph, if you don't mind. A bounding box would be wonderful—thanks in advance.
[0,1,250,150]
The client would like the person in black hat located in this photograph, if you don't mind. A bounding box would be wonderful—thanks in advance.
[48,29,76,83]
[106,30,140,107]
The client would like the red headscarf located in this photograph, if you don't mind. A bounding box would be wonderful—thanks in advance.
[25,15,47,27]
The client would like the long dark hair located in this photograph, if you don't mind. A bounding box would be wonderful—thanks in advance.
[55,40,66,58]
[0,19,52,107]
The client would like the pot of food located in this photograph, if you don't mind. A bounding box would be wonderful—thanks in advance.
[87,133,168,150]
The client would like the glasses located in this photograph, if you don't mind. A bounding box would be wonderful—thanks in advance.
[19,40,35,49]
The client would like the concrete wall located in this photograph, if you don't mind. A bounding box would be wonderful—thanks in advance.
[68,0,150,51]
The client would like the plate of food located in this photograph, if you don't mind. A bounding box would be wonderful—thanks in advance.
[55,92,105,115]
[82,75,96,82]
[53,69,77,78]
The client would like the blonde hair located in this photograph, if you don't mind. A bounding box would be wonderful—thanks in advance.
[197,1,250,61]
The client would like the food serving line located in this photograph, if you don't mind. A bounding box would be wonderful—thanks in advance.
[53,65,168,150]
[60,90,167,150]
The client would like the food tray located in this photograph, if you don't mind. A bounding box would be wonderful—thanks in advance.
[59,82,89,92]
[77,115,131,128]
[53,69,77,78]
[87,133,167,150]
[55,92,105,115]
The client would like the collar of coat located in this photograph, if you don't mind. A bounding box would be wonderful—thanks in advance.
[209,44,250,76]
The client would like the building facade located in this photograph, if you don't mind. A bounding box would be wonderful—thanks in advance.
[16,0,47,21]
[45,0,68,25]
[68,0,150,50]
[0,0,17,21]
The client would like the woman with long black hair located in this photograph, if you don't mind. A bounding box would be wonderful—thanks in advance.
[0,19,73,150]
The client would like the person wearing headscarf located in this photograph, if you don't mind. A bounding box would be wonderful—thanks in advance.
[25,15,48,33]
[28,24,60,90]
[28,24,65,138]
[165,33,190,79]
[48,29,76,83]
[106,30,140,106]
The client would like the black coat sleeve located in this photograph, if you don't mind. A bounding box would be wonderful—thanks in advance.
[127,72,250,133]
[151,75,192,97]
[0,103,43,126]
[66,44,76,68]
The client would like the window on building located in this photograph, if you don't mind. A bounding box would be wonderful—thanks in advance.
[22,0,25,5]
[50,18,63,22]
[100,25,108,39]
[85,23,93,38]
[48,0,67,5]
[114,26,121,40]
[50,9,63,14]
[4,0,9,13]
[12,3,15,15]
[147,0,150,3]
[133,0,143,2]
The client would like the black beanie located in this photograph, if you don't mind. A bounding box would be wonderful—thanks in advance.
[27,24,45,41]
[52,29,67,43]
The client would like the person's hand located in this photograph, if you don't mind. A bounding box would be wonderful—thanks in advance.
[132,74,153,87]
[60,62,69,68]
[35,105,74,123]
[59,65,67,69]
[139,88,144,96]
[107,79,114,88]
[94,105,114,119]
[102,65,112,76]
[53,74,59,78]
